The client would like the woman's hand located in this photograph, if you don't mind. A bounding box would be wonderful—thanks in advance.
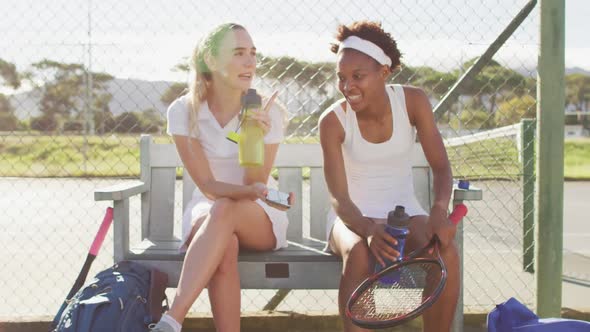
[366,220,401,268]
[429,205,456,248]
[250,91,278,135]
[248,182,268,201]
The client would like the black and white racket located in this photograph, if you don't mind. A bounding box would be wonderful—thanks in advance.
[346,204,468,329]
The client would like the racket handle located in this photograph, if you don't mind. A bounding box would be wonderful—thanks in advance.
[89,207,114,256]
[449,204,468,225]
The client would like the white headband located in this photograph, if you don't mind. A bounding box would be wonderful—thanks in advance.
[337,36,392,67]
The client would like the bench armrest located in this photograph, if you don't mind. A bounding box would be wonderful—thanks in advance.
[452,184,483,202]
[94,180,147,201]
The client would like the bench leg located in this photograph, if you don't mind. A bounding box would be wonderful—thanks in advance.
[262,289,291,311]
[113,199,130,263]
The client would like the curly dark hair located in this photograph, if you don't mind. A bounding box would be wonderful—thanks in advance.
[330,21,402,70]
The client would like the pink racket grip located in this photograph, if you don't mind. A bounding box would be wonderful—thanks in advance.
[89,207,114,256]
[449,204,468,225]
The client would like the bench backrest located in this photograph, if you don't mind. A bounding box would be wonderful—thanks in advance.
[138,135,432,244]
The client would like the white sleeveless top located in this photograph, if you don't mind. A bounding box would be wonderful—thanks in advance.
[321,84,427,239]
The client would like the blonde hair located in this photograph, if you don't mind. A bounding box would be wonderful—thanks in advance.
[187,23,245,138]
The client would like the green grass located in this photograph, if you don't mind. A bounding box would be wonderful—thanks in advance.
[447,137,522,180]
[0,134,172,177]
[564,138,590,180]
[1,134,589,179]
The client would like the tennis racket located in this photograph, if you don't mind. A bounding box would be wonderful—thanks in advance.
[50,207,114,330]
[345,204,468,329]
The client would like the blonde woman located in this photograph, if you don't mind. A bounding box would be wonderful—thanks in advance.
[152,23,292,332]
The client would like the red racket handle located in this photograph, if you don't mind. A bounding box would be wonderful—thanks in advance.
[449,204,468,225]
[89,207,114,256]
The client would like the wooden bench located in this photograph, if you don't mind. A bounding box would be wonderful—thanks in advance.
[94,134,482,329]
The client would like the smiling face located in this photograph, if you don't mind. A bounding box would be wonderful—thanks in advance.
[211,28,257,91]
[336,49,388,112]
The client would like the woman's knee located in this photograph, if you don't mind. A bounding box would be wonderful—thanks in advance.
[209,198,236,223]
[406,215,430,252]
[215,234,239,275]
[341,241,372,276]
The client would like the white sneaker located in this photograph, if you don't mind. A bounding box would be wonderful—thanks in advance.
[150,320,179,332]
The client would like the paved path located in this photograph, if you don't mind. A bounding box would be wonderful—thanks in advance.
[0,178,588,317]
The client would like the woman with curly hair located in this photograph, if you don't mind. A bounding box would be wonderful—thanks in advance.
[319,20,458,332]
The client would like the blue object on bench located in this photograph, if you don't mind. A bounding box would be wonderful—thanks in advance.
[487,297,590,332]
[458,179,470,190]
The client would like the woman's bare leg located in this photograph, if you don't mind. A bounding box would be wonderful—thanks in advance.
[208,234,241,332]
[406,216,459,332]
[329,219,373,332]
[167,198,276,327]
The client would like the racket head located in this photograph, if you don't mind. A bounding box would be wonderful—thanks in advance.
[346,239,447,329]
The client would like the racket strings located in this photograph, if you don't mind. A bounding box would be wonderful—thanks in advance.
[349,261,444,322]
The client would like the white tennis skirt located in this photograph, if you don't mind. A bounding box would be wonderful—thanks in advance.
[179,197,289,252]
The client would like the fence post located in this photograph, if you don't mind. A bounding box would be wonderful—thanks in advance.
[536,0,565,317]
[521,119,535,273]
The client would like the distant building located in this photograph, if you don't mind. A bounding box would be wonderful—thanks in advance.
[564,124,585,138]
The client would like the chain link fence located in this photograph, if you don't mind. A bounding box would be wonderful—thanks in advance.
[0,0,549,319]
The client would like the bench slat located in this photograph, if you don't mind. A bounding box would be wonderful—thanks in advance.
[146,167,176,240]
[274,144,322,167]
[135,260,342,289]
[412,167,432,211]
[149,143,183,167]
[310,167,330,241]
[279,168,303,241]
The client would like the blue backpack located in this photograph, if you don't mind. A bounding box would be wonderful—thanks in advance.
[488,297,590,332]
[52,261,168,332]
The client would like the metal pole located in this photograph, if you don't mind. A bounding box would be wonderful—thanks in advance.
[87,0,94,135]
[535,0,565,317]
[521,119,535,273]
[433,0,537,119]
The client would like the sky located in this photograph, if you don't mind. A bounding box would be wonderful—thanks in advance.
[0,0,588,86]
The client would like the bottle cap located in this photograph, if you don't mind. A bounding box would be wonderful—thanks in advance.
[393,205,406,218]
[388,205,410,227]
[241,88,261,108]
[458,180,470,189]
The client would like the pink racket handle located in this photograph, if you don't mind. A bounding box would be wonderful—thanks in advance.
[449,204,468,225]
[89,207,114,256]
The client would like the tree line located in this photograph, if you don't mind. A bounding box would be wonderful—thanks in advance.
[1,56,589,134]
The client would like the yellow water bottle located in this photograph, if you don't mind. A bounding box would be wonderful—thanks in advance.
[239,89,264,167]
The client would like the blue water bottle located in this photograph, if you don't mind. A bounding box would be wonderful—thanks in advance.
[375,205,410,284]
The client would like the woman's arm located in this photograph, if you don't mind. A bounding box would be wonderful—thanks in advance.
[319,110,373,236]
[173,135,263,201]
[406,86,454,246]
[407,86,452,210]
